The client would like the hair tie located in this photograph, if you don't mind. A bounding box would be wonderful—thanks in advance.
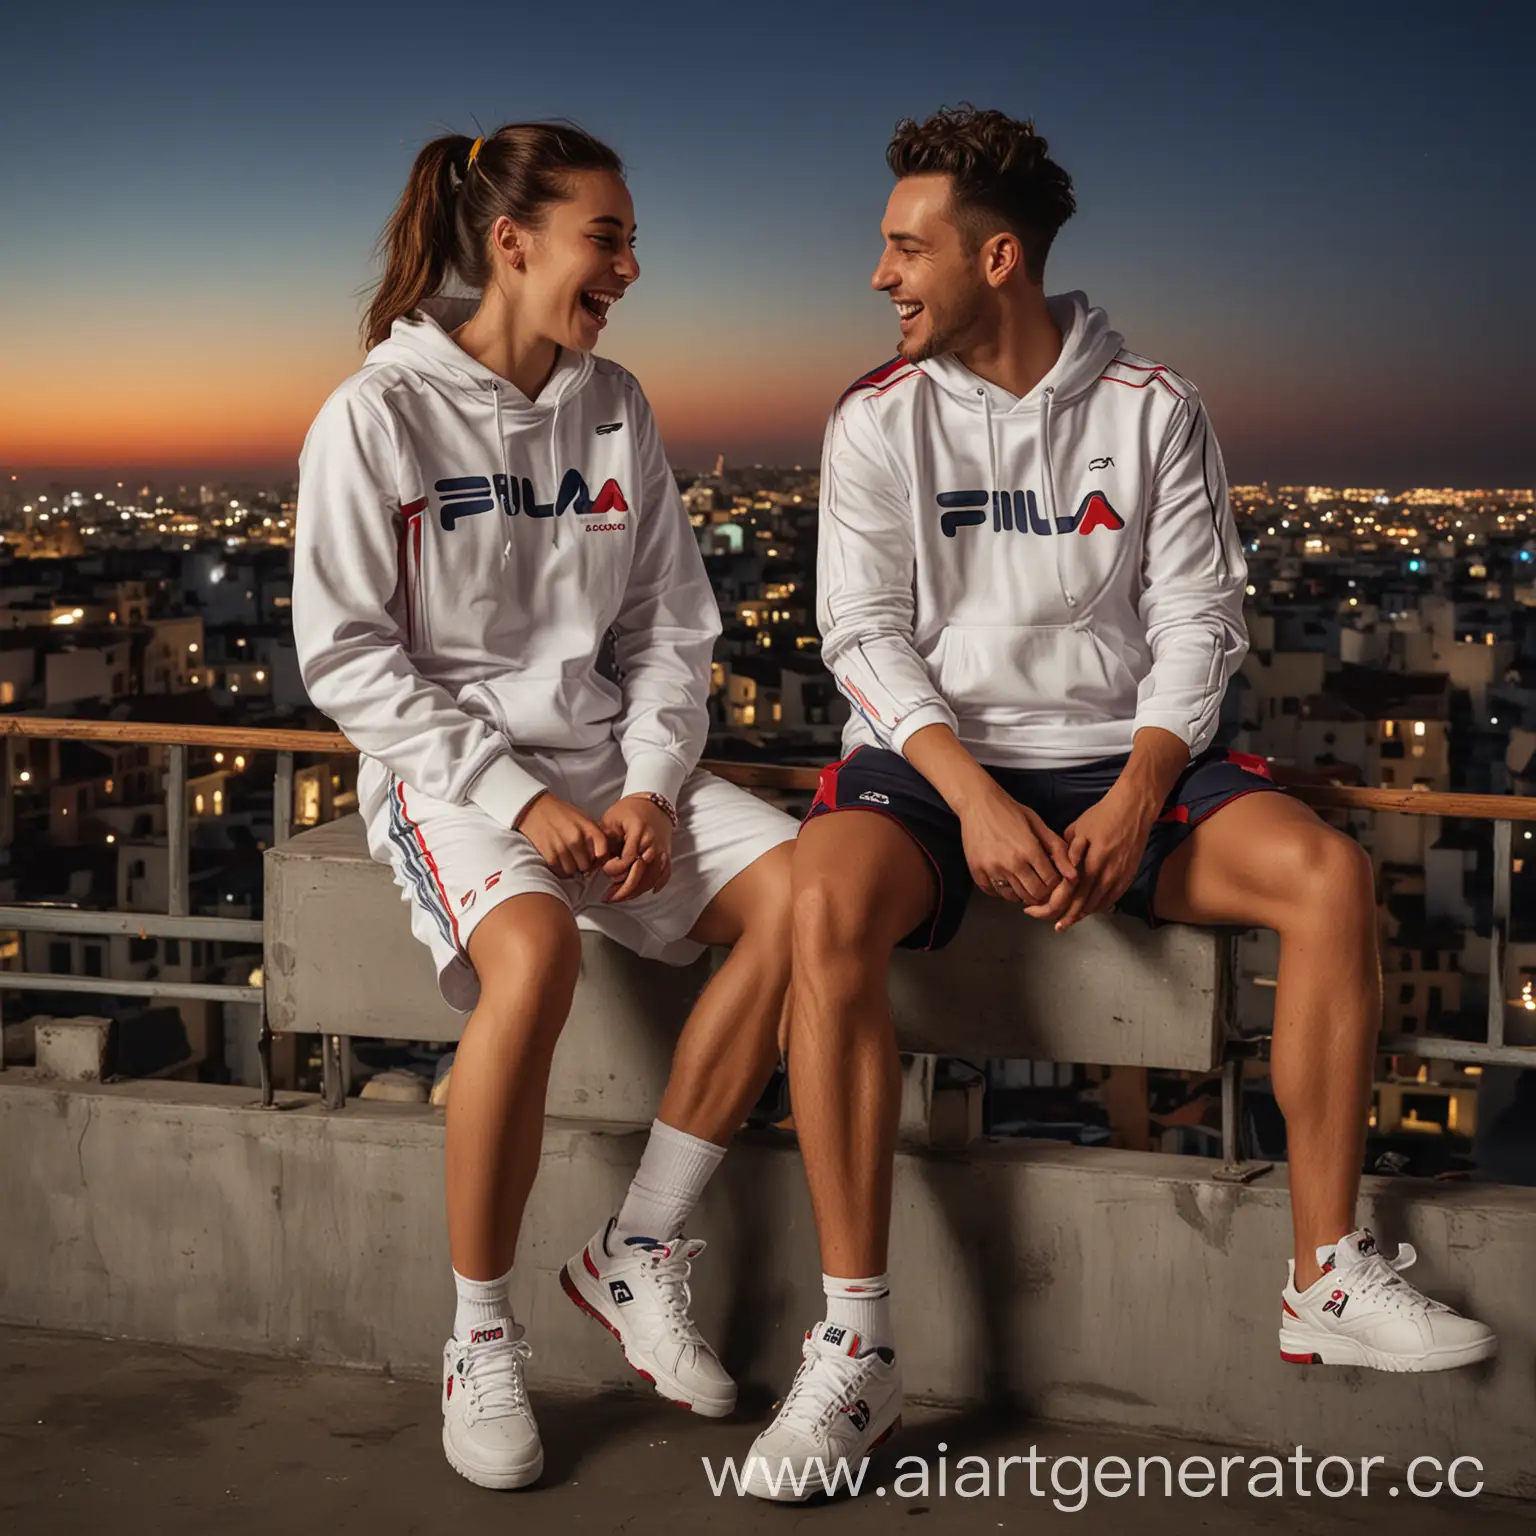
[466,136,485,169]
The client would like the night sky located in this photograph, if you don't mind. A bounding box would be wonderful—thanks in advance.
[3,0,1531,486]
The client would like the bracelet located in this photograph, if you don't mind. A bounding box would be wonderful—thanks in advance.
[636,790,678,828]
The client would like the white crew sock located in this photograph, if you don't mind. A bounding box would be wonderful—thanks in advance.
[453,1265,515,1341]
[823,1272,893,1352]
[613,1118,725,1242]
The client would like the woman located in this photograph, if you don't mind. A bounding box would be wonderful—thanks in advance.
[292,123,797,1491]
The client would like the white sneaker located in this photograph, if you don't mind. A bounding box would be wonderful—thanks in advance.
[561,1217,736,1417]
[742,1321,902,1502]
[1279,1229,1498,1372]
[440,1320,543,1489]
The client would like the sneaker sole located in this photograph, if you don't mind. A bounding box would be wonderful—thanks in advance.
[1279,1328,1498,1373]
[560,1260,738,1419]
[743,1411,904,1502]
[441,1425,544,1491]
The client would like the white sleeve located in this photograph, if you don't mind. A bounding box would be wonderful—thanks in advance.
[292,390,546,827]
[609,392,721,807]
[816,401,958,754]
[1131,393,1250,757]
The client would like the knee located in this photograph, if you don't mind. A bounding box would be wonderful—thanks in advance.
[472,900,582,1026]
[731,844,795,963]
[790,863,890,982]
[1276,827,1376,931]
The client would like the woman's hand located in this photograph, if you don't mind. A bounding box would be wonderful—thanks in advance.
[515,792,612,878]
[597,795,675,903]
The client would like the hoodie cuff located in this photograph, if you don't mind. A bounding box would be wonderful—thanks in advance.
[621,751,690,811]
[891,701,960,758]
[467,753,550,831]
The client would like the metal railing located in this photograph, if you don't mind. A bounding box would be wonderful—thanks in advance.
[2,716,1533,1120]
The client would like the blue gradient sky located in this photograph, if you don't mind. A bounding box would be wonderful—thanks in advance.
[3,0,1531,484]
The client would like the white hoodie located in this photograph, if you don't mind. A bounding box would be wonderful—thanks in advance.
[293,299,718,827]
[818,291,1248,768]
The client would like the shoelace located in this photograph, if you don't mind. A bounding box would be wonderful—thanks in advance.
[640,1245,708,1344]
[1341,1245,1449,1317]
[463,1336,533,1417]
[775,1346,872,1438]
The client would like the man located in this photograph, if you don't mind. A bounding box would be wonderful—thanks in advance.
[743,105,1496,1497]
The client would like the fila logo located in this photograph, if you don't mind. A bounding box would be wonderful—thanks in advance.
[1322,1288,1349,1319]
[596,422,624,435]
[609,1280,634,1305]
[858,790,891,805]
[469,1325,504,1344]
[433,470,629,531]
[937,488,1126,540]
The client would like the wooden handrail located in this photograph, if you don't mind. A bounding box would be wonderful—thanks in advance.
[6,714,1536,821]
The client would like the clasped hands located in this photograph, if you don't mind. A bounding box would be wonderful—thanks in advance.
[513,791,673,904]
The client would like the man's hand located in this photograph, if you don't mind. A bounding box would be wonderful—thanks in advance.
[1034,787,1157,931]
[1037,727,1188,932]
[515,791,612,878]
[960,781,1078,907]
[597,795,675,904]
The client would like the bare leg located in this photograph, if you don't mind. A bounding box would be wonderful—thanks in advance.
[1154,793,1381,1289]
[787,813,935,1276]
[447,893,582,1281]
[655,842,794,1145]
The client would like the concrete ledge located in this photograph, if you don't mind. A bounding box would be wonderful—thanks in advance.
[4,1074,1532,1496]
[265,817,1235,1089]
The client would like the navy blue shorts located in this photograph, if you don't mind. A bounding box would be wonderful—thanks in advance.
[802,744,1277,951]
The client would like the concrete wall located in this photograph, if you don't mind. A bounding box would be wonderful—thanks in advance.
[4,1074,1532,1497]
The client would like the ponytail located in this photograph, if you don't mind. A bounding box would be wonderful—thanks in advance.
[362,122,626,350]
[363,134,474,349]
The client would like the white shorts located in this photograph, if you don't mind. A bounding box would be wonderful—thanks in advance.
[358,742,797,1012]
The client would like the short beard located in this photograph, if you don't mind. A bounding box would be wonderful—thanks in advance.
[900,286,989,363]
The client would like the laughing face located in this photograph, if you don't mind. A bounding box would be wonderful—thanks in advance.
[871,174,991,363]
[515,169,639,352]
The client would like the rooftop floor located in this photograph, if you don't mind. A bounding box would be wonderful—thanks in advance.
[1,1327,1526,1536]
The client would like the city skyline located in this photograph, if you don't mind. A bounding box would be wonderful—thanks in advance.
[3,1,1531,486]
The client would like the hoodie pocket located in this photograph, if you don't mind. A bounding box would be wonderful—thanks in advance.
[458,669,622,751]
[933,622,1141,725]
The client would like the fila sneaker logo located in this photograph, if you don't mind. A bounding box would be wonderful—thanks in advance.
[858,790,891,805]
[937,487,1126,539]
[824,1326,847,1345]
[596,422,624,435]
[469,1326,504,1344]
[609,1280,634,1305]
[841,1397,871,1433]
[1322,1288,1349,1319]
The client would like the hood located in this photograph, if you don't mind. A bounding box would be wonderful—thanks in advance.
[362,294,594,415]
[917,291,1124,411]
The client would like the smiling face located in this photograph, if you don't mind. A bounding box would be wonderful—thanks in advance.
[493,168,639,352]
[871,174,995,362]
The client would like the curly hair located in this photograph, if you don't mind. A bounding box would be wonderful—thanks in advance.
[886,105,1076,282]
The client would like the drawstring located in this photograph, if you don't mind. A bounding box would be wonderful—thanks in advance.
[1039,386,1071,607]
[548,390,562,550]
[980,390,999,535]
[493,384,513,564]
